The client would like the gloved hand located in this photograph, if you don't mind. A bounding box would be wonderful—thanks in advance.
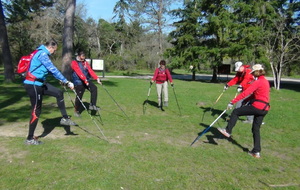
[97,78,102,85]
[67,81,74,90]
[171,83,174,87]
[84,79,89,87]
[150,81,153,85]
[227,102,234,110]
[224,84,229,90]
[237,85,243,92]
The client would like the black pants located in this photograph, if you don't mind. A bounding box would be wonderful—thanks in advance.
[226,105,268,153]
[24,83,68,140]
[74,82,98,111]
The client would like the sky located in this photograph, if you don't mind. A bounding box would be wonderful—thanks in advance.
[78,0,119,21]
[78,0,182,22]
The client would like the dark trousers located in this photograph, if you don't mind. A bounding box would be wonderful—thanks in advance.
[74,82,98,111]
[226,105,268,153]
[24,83,67,140]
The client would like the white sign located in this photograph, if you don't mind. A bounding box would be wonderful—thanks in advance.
[92,59,104,71]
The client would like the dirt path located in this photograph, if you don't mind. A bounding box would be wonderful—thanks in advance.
[0,121,72,139]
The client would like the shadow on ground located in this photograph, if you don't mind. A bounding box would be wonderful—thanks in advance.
[39,117,78,138]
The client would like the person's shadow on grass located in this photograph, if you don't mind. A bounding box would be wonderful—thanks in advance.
[38,117,78,138]
[143,100,159,108]
[196,115,249,152]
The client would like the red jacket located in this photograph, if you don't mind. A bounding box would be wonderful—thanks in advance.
[71,60,98,85]
[231,75,270,111]
[227,65,254,90]
[152,68,173,84]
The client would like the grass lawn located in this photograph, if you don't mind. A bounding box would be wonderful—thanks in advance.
[0,74,299,189]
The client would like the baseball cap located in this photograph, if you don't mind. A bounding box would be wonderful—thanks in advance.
[234,61,243,71]
[250,64,264,73]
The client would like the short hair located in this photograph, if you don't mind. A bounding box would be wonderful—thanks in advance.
[76,49,85,56]
[45,39,58,48]
[159,60,166,65]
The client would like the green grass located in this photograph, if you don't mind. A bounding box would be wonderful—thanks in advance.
[0,75,300,189]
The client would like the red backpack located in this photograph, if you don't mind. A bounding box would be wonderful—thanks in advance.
[17,50,39,77]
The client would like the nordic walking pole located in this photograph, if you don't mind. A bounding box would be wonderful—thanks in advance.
[202,89,226,122]
[143,82,152,115]
[191,109,227,146]
[72,89,108,141]
[63,86,76,108]
[171,85,182,116]
[100,84,129,118]
[209,89,225,112]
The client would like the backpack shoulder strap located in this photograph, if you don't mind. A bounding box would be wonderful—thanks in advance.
[28,50,41,73]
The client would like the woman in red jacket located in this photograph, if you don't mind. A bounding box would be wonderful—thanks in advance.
[151,60,173,108]
[218,64,270,158]
[224,61,255,123]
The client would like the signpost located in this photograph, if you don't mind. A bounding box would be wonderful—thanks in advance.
[91,59,105,78]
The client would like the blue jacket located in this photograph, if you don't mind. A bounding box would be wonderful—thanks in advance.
[23,45,68,86]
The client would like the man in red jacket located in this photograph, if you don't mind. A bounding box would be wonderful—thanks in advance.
[224,61,255,123]
[151,60,173,108]
[71,50,102,117]
[218,64,270,158]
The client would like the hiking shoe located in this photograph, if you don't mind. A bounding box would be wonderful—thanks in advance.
[74,111,81,117]
[89,105,100,111]
[164,101,168,107]
[65,132,78,136]
[60,117,78,126]
[25,139,43,145]
[248,151,261,158]
[217,128,231,138]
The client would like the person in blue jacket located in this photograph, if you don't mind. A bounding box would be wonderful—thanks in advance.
[23,39,77,145]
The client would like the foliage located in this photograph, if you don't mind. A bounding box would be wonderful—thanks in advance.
[166,0,300,85]
[3,0,55,23]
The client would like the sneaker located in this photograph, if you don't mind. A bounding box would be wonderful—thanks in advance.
[217,128,231,138]
[164,101,168,107]
[74,111,81,117]
[60,117,78,126]
[248,151,261,158]
[25,139,43,145]
[89,105,100,111]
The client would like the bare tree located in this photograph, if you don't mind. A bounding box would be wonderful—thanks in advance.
[62,0,76,80]
[264,19,300,90]
[0,0,14,82]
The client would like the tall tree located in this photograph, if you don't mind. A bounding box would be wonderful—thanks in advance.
[2,0,56,82]
[140,0,176,61]
[0,0,14,82]
[62,0,76,80]
[166,0,202,80]
[259,0,300,89]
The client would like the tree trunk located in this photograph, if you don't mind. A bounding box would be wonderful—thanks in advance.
[192,70,196,81]
[0,1,14,82]
[158,0,163,58]
[211,66,218,82]
[270,61,278,89]
[62,0,76,80]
